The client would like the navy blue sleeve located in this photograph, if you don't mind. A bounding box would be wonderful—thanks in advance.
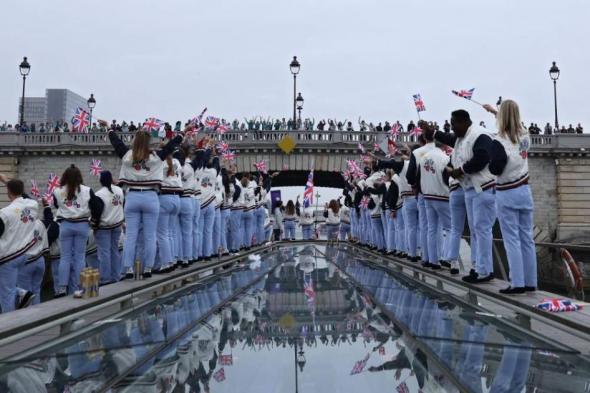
[108,131,129,159]
[191,149,205,169]
[462,134,493,174]
[42,206,54,227]
[0,218,4,238]
[47,222,59,246]
[89,189,104,223]
[489,140,508,176]
[156,135,183,161]
[212,156,221,175]
[406,154,418,186]
[434,131,458,147]
[173,149,185,166]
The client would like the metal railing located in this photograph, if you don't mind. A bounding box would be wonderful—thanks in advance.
[1,131,589,152]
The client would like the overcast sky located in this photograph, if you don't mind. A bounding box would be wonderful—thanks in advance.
[1,0,589,129]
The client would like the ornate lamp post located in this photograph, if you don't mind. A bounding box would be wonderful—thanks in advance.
[549,61,560,131]
[19,57,31,126]
[296,92,304,124]
[290,56,300,125]
[87,93,96,131]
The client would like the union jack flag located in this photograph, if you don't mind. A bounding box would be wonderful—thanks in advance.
[184,125,199,139]
[217,141,229,153]
[443,145,453,156]
[216,122,229,134]
[360,196,370,209]
[44,190,54,206]
[373,143,381,151]
[204,116,219,129]
[452,88,475,100]
[220,354,233,366]
[90,159,102,177]
[303,272,316,323]
[413,94,426,112]
[350,353,370,375]
[47,173,60,193]
[71,107,90,133]
[379,346,385,355]
[213,367,226,382]
[143,117,163,133]
[303,170,314,208]
[254,160,267,173]
[410,126,423,137]
[390,122,401,138]
[30,180,40,199]
[396,381,410,393]
[536,298,582,312]
[221,150,236,162]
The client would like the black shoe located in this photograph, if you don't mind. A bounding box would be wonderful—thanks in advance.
[410,256,419,263]
[499,286,525,294]
[440,260,451,269]
[153,268,165,275]
[125,272,134,280]
[18,291,35,309]
[142,271,152,279]
[54,292,67,299]
[181,262,190,268]
[450,268,459,275]
[422,262,433,268]
[430,264,442,271]
[204,256,211,261]
[524,286,536,292]
[463,273,494,284]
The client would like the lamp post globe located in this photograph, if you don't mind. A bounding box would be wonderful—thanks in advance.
[19,57,31,76]
[549,61,560,81]
[87,93,96,131]
[549,61,560,130]
[290,56,300,75]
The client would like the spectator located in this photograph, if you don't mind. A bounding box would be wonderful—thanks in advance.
[576,123,584,134]
[560,126,567,133]
[376,122,383,132]
[128,121,138,132]
[567,124,575,133]
[443,120,451,133]
[407,121,415,132]
[544,123,552,135]
[384,121,391,132]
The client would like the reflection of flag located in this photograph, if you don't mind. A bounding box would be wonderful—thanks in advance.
[213,367,226,382]
[71,107,90,133]
[303,273,316,323]
[350,353,370,375]
[303,170,314,208]
[379,346,385,355]
[220,354,233,366]
[90,159,102,177]
[452,88,475,100]
[413,94,426,112]
[536,298,582,312]
[396,381,410,393]
[30,180,40,199]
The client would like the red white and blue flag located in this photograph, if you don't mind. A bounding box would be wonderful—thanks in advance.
[360,196,370,209]
[216,122,229,134]
[413,94,426,112]
[303,170,314,208]
[220,354,233,366]
[90,159,102,177]
[303,272,316,324]
[47,173,60,194]
[254,160,267,174]
[390,122,401,138]
[205,116,220,129]
[536,298,582,312]
[452,88,475,100]
[217,141,229,153]
[71,107,90,133]
[213,367,226,382]
[350,353,370,375]
[410,126,423,137]
[190,107,208,126]
[143,117,163,133]
[396,381,410,393]
[221,150,236,162]
[30,180,40,199]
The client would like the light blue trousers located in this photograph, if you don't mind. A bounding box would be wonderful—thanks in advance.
[425,199,451,264]
[496,185,537,287]
[301,224,313,240]
[371,216,385,250]
[255,206,265,245]
[242,209,255,246]
[447,188,467,263]
[326,223,339,240]
[403,198,419,257]
[200,203,215,257]
[178,197,194,261]
[122,191,159,270]
[465,188,496,276]
[59,221,90,292]
[221,208,231,251]
[395,208,406,253]
[230,209,243,251]
[17,256,45,305]
[417,195,429,262]
[212,207,221,254]
[386,212,396,252]
[157,195,180,269]
[192,198,201,259]
[95,226,122,283]
[283,220,296,240]
[350,209,359,239]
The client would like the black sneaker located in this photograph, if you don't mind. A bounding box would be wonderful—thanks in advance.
[462,271,480,283]
[524,286,536,292]
[410,256,419,263]
[422,262,433,268]
[430,264,442,271]
[53,291,67,299]
[440,260,451,269]
[463,273,494,284]
[499,286,525,294]
[181,262,190,268]
[142,269,152,279]
[450,268,459,275]
[18,291,35,309]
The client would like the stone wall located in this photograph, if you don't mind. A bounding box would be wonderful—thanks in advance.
[528,156,558,239]
[556,157,590,241]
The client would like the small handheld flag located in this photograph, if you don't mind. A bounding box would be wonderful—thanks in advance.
[216,123,229,134]
[143,117,163,134]
[413,94,426,112]
[204,116,220,129]
[90,159,103,177]
[72,107,90,133]
[254,160,267,174]
[213,367,226,382]
[410,126,423,137]
[451,88,483,106]
[47,173,60,194]
[221,150,236,162]
[350,353,370,375]
[303,170,314,208]
[220,354,233,366]
[30,180,40,199]
[390,122,401,138]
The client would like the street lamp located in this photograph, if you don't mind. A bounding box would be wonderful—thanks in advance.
[19,57,31,126]
[290,56,300,126]
[296,92,304,123]
[549,61,560,130]
[87,93,96,131]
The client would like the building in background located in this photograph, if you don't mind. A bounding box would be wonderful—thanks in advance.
[45,89,89,125]
[20,97,47,128]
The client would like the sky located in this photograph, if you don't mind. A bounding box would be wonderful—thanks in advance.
[1,0,589,129]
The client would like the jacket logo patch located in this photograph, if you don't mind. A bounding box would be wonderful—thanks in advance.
[20,208,34,223]
[112,194,122,206]
[132,159,150,171]
[423,158,436,174]
[519,138,530,159]
[64,196,81,208]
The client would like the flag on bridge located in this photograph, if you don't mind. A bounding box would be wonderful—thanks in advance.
[221,150,236,162]
[452,88,475,100]
[536,298,582,312]
[413,94,426,112]
[71,107,90,133]
[90,159,103,177]
[303,170,314,208]
[350,353,370,375]
[30,180,40,199]
[216,122,229,134]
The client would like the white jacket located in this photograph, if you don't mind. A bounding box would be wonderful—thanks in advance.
[53,185,91,222]
[495,133,530,190]
[0,197,39,264]
[95,186,125,229]
[118,150,164,190]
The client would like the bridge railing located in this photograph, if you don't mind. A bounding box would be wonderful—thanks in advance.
[0,131,587,151]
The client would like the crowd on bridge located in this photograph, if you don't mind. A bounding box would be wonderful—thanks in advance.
[0,116,584,135]
[0,97,542,315]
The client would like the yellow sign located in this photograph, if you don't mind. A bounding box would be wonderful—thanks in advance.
[278,135,296,154]
[278,313,296,329]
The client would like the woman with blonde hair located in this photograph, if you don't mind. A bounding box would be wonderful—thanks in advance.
[484,99,537,294]
[323,199,341,240]
[109,128,182,279]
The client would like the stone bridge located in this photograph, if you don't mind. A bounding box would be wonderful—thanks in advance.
[1,131,590,242]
